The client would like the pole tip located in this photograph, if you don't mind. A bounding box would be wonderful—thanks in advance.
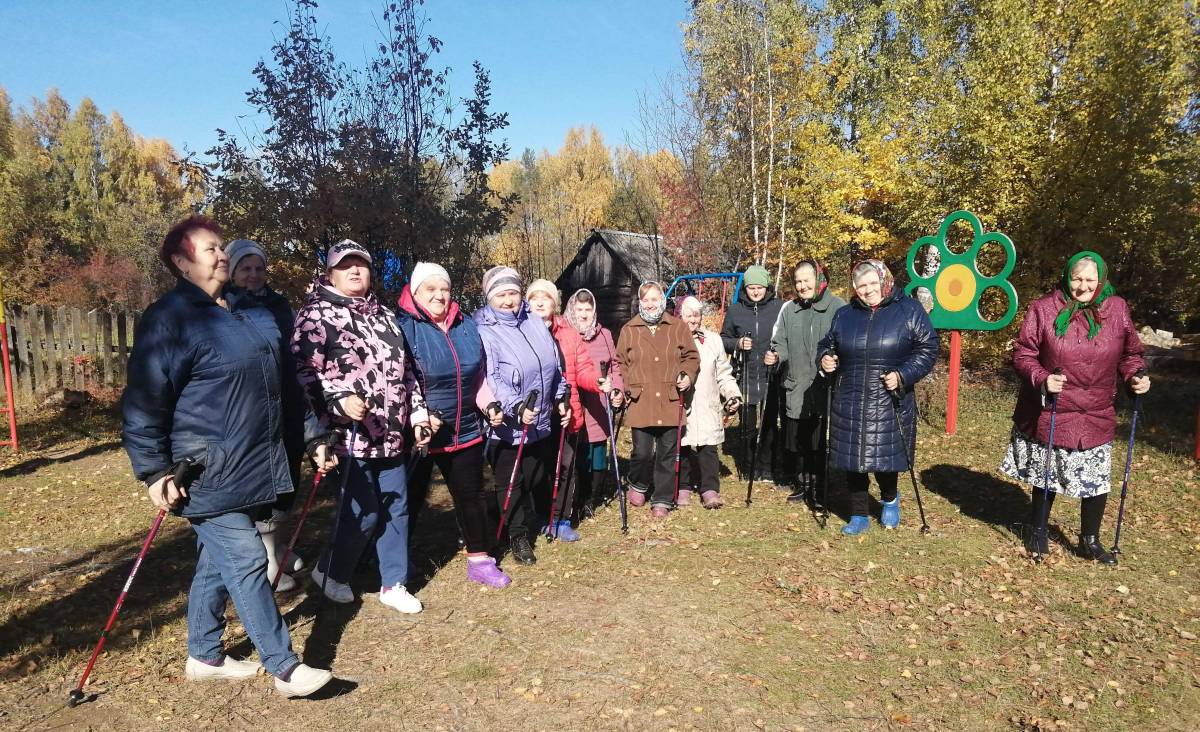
[67,689,85,707]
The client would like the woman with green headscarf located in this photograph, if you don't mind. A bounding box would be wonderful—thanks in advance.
[1001,251,1149,565]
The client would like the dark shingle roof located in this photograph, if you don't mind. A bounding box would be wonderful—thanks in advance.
[589,229,674,283]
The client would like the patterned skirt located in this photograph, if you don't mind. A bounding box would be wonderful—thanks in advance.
[999,428,1112,498]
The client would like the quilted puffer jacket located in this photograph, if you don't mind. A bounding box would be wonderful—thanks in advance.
[817,291,939,473]
[1011,291,1144,449]
[395,285,487,454]
[548,315,601,434]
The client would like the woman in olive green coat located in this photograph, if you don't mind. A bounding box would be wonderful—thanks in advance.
[766,260,846,503]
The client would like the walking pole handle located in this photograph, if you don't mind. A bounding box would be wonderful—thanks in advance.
[521,389,540,414]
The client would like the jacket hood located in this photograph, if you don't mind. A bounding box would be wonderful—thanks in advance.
[396,284,462,326]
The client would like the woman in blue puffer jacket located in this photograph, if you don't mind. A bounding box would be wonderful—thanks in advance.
[473,266,569,567]
[817,259,938,535]
[396,262,511,588]
[123,216,332,698]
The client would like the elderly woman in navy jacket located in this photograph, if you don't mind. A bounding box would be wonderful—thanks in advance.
[123,216,332,698]
[818,260,938,535]
[397,262,511,588]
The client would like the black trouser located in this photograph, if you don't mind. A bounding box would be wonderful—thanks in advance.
[728,385,784,480]
[1029,491,1108,537]
[406,442,493,554]
[682,444,720,494]
[487,437,553,540]
[846,471,898,517]
[536,425,582,527]
[630,426,679,507]
[783,415,825,486]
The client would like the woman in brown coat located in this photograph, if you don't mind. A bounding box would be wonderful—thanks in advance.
[615,281,700,518]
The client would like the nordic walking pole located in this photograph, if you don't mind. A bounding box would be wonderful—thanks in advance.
[1033,368,1064,562]
[546,386,574,539]
[672,372,688,506]
[744,348,776,507]
[1111,367,1147,556]
[817,370,836,526]
[736,349,749,481]
[318,419,359,606]
[273,432,341,590]
[69,457,202,708]
[406,408,443,474]
[885,375,929,535]
[600,361,629,534]
[496,390,540,541]
[274,472,320,591]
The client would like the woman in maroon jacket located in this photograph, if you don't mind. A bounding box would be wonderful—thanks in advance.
[1001,251,1150,564]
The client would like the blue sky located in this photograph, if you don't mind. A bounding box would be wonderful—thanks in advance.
[0,0,688,160]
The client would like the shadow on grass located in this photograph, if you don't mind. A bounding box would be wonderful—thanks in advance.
[0,440,123,478]
[919,464,1030,539]
[0,522,196,680]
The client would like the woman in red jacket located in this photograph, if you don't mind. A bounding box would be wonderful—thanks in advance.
[1001,251,1150,564]
[526,279,605,541]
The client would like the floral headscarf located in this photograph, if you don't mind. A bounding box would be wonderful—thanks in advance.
[850,259,895,307]
[794,258,829,305]
[564,288,601,340]
[1054,250,1114,340]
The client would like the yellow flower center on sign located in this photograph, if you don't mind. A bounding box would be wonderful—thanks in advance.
[935,263,976,312]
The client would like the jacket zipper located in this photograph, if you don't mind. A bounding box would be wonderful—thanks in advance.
[859,307,876,472]
[517,326,546,430]
[438,326,464,449]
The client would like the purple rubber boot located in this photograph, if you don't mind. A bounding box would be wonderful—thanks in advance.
[466,557,511,588]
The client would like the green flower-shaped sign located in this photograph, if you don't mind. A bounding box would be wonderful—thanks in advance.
[904,210,1018,331]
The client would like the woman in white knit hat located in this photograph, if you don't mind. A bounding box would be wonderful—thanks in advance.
[396,262,511,587]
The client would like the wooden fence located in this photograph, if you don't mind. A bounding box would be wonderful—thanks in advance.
[2,305,140,400]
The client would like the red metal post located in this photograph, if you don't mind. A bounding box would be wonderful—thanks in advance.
[946,329,960,435]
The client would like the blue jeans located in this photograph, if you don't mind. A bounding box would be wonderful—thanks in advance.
[188,511,299,677]
[318,456,409,588]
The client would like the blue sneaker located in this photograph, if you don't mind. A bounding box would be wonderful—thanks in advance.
[841,515,870,535]
[553,520,581,542]
[881,495,901,529]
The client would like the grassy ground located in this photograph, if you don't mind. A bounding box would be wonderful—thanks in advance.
[0,375,1197,731]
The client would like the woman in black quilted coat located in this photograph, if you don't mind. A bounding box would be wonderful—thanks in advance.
[817,260,938,535]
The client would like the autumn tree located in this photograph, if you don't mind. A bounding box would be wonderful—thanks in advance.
[207,0,513,299]
[0,87,201,307]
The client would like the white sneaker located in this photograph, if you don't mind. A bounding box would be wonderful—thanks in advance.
[288,552,305,573]
[271,570,298,593]
[378,583,423,614]
[310,566,354,603]
[185,655,262,681]
[274,663,333,698]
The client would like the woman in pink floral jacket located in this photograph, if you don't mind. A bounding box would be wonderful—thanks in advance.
[291,239,431,614]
